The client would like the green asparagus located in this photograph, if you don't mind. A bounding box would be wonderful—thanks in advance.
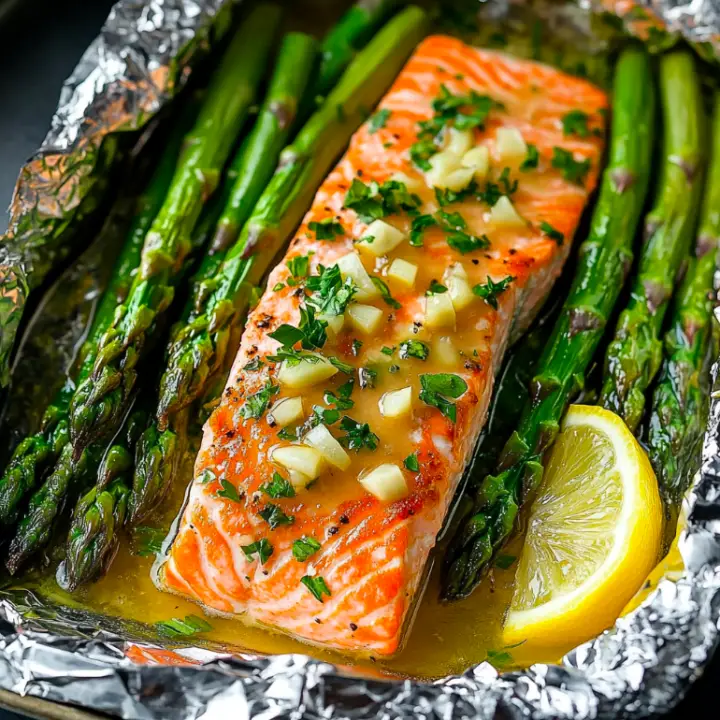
[314,0,403,97]
[0,120,184,528]
[67,4,281,456]
[647,90,720,506]
[443,45,655,600]
[59,409,147,590]
[599,49,705,432]
[128,5,429,527]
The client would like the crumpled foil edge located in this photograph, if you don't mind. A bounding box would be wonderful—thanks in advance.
[1,0,720,718]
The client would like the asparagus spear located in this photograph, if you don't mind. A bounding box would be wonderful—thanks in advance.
[67,4,282,456]
[128,5,429,528]
[647,91,720,506]
[0,122,185,528]
[58,409,147,590]
[314,0,403,97]
[599,49,705,432]
[442,45,655,600]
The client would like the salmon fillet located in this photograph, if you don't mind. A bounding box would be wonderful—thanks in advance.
[157,36,607,656]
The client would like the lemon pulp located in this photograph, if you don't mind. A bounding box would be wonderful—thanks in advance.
[504,405,663,651]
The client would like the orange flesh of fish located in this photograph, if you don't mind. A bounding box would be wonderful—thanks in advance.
[157,35,608,656]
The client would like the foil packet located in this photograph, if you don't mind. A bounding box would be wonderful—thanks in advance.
[1,1,720,719]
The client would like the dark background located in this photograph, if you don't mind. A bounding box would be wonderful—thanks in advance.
[0,0,712,717]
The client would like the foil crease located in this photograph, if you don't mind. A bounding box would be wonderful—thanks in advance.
[0,0,720,719]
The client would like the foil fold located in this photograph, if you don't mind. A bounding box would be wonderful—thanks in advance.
[1,0,720,719]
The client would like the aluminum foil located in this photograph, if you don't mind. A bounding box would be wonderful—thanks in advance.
[1,0,720,719]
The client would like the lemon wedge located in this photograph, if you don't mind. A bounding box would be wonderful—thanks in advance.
[503,405,662,650]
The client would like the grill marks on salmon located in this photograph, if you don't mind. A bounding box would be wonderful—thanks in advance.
[157,36,607,656]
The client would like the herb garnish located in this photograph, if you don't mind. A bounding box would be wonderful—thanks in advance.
[243,357,264,372]
[410,214,437,247]
[324,379,354,410]
[371,276,401,309]
[133,526,165,557]
[473,275,515,309]
[217,479,243,503]
[292,536,321,562]
[520,144,539,171]
[306,263,356,317]
[339,416,379,451]
[343,178,421,223]
[242,538,274,564]
[540,221,564,245]
[308,218,344,241]
[404,452,420,472]
[240,381,279,420]
[156,615,212,638]
[260,472,296,499]
[259,503,295,529]
[562,109,590,138]
[551,147,591,185]
[369,108,391,134]
[301,575,331,602]
[399,339,429,360]
[286,254,310,284]
[427,280,448,295]
[419,373,468,423]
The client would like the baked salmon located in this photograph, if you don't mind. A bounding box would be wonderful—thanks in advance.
[157,35,607,656]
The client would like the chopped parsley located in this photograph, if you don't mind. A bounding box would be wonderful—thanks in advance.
[217,479,243,503]
[410,85,497,170]
[399,339,429,360]
[381,346,395,356]
[352,339,363,356]
[410,214,437,247]
[419,373,468,423]
[306,263,356,317]
[343,178,421,223]
[339,416,379,451]
[435,183,477,208]
[243,357,264,372]
[520,144,539,171]
[301,575,331,602]
[562,109,590,138]
[369,108,391,134]
[260,472,296,499]
[499,167,518,195]
[358,366,377,389]
[292,536,321,562]
[404,452,420,472]
[426,280,448,295]
[273,282,285,292]
[371,276,401,309]
[286,254,310,284]
[240,381,279,420]
[156,614,212,638]
[552,147,591,185]
[269,305,327,354]
[329,356,354,374]
[324,380,354,410]
[242,538,274,564]
[308,218,344,241]
[446,230,490,254]
[473,275,515,309]
[540,221,564,245]
[259,503,295,529]
[311,404,341,426]
[132,526,165,557]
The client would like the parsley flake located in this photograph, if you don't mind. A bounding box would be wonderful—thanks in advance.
[562,109,590,138]
[339,416,379,451]
[410,214,437,247]
[301,575,331,602]
[242,538,274,564]
[260,472,296,499]
[308,218,344,241]
[540,221,564,245]
[292,536,321,561]
[520,144,539,171]
[369,108,391,134]
[343,178,421,223]
[259,503,295,529]
[240,381,279,420]
[217,479,243,503]
[371,276,401,309]
[404,452,420,472]
[306,263,356,317]
[473,275,514,309]
[399,339,429,360]
[552,147,591,185]
[419,373,468,423]
[427,280,448,295]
